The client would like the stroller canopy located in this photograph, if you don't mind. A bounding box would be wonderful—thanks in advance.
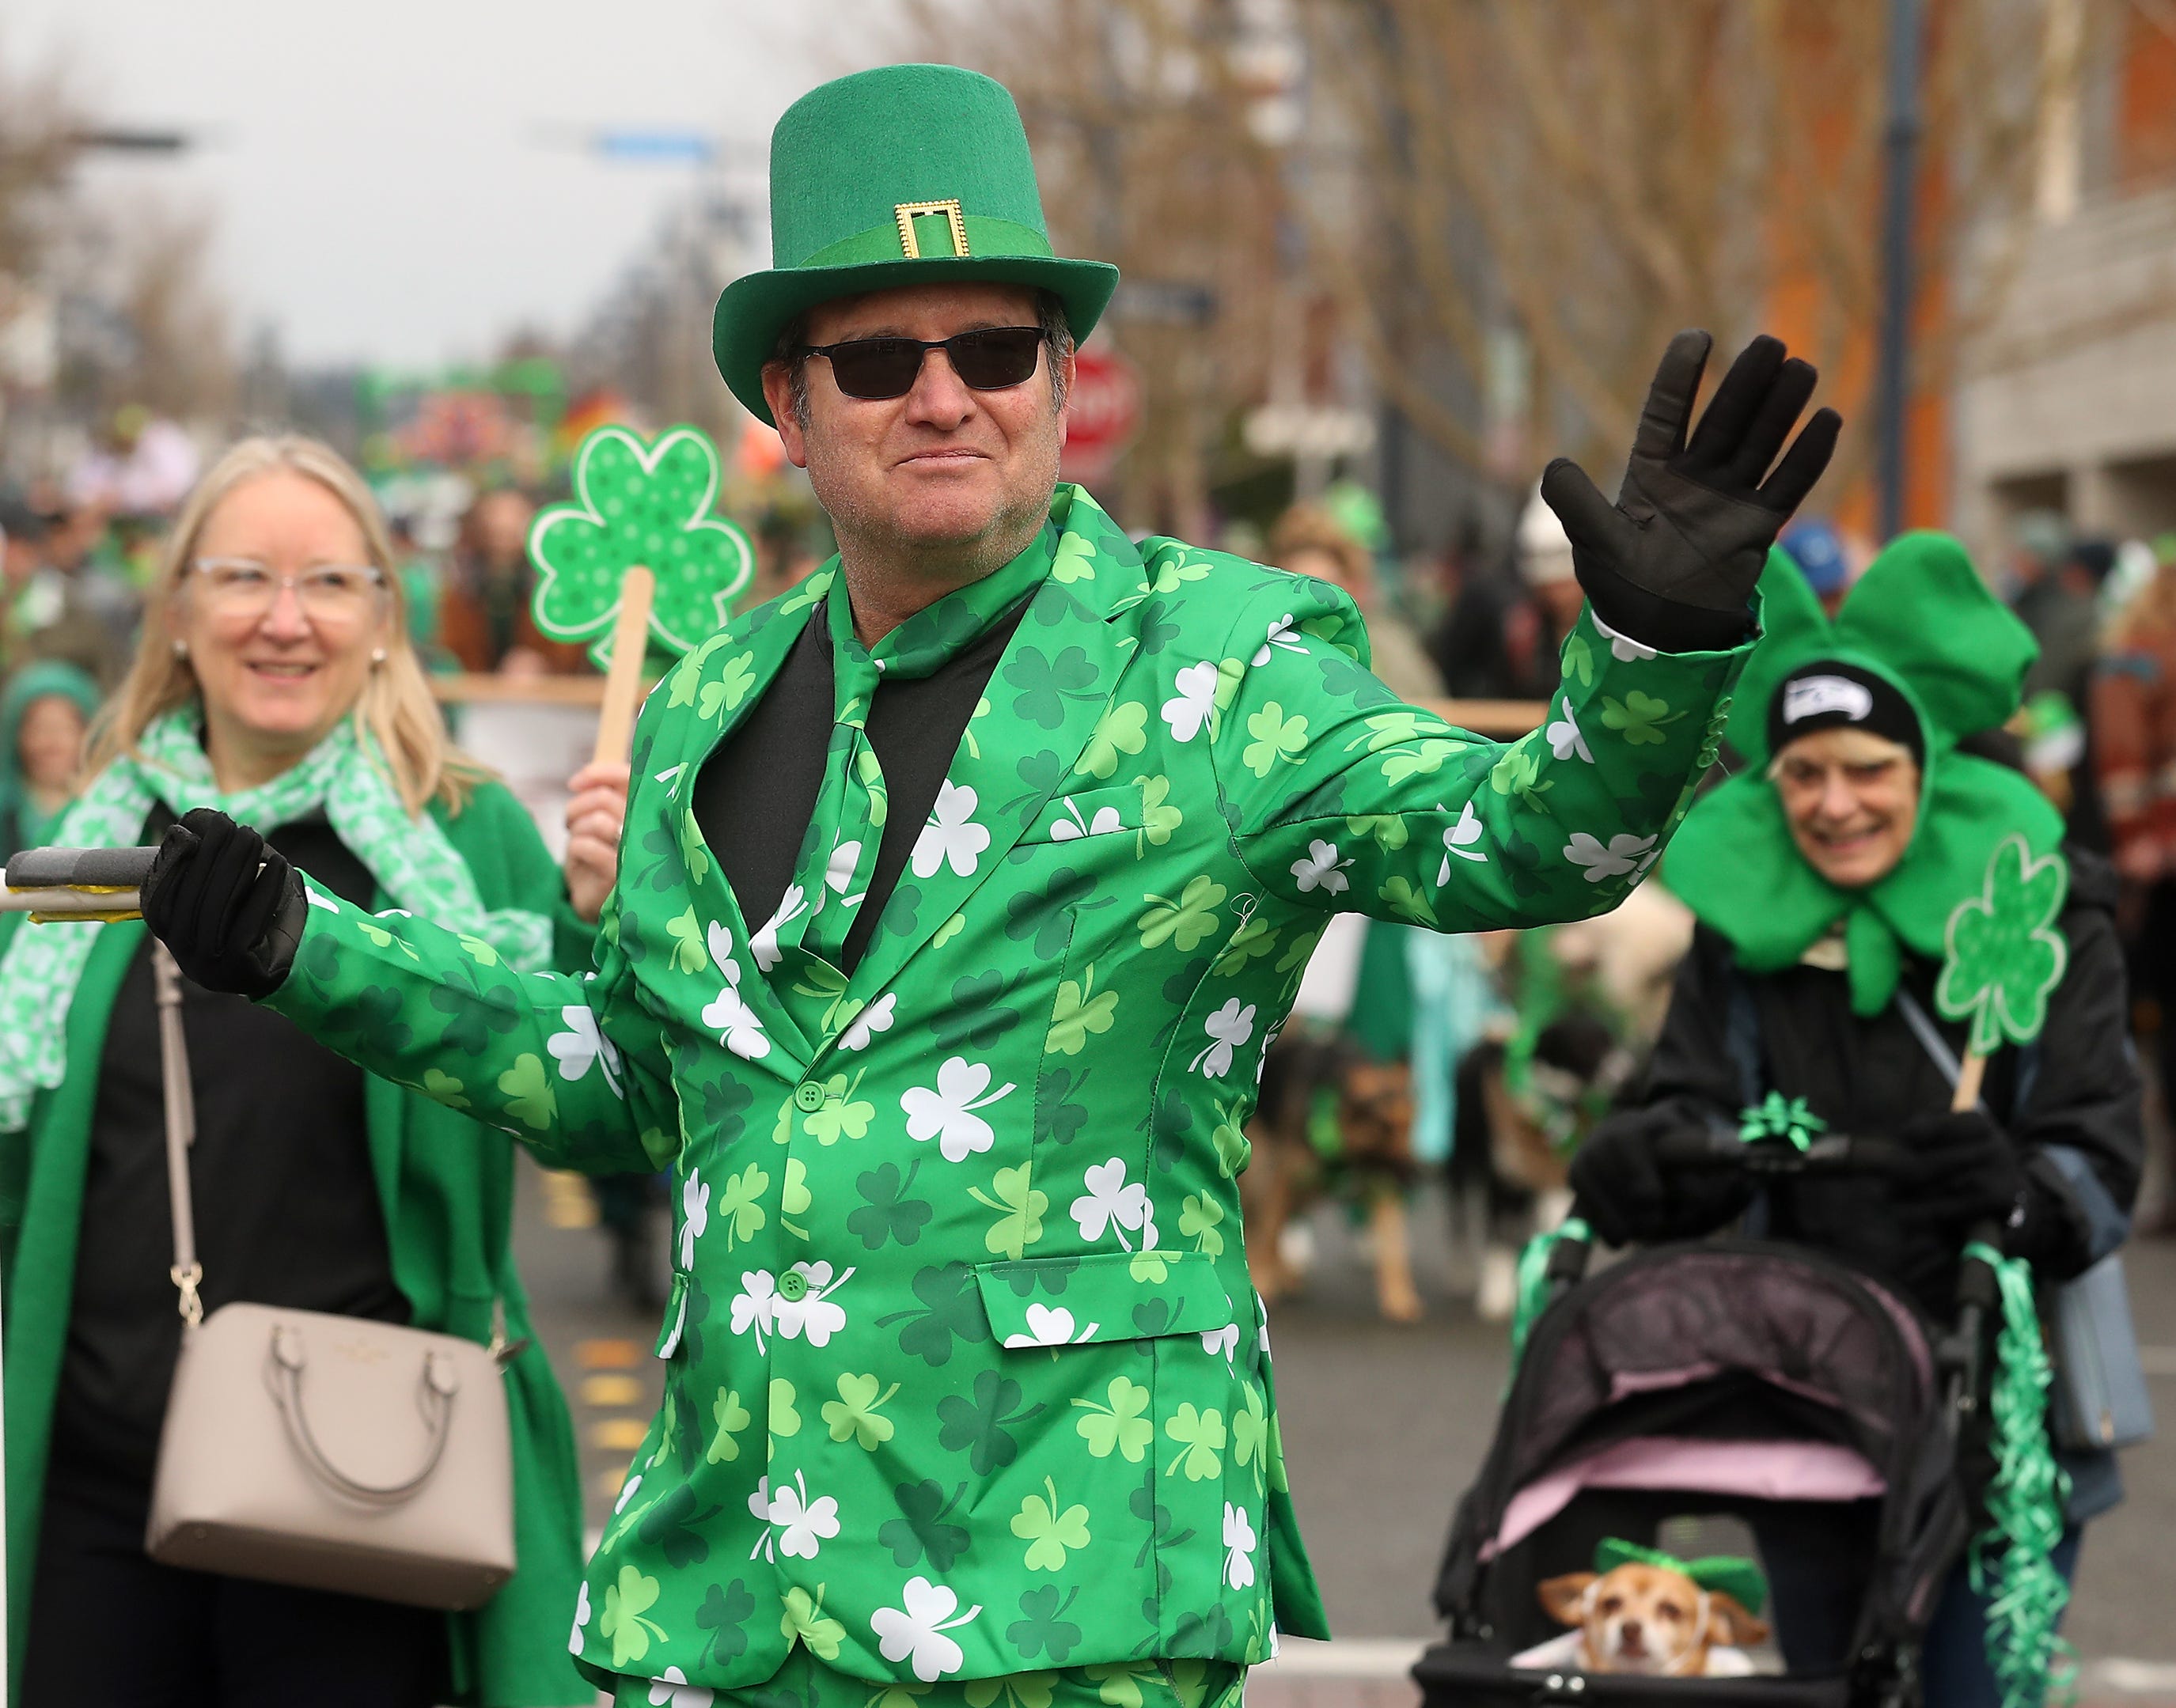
[1436,1241,1964,1661]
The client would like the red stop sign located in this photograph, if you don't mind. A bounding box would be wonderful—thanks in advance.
[1060,344,1143,483]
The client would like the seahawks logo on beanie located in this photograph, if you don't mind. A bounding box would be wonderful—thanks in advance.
[1766,659,1924,767]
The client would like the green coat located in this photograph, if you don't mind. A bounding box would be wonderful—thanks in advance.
[264,486,1751,1694]
[0,778,592,1707]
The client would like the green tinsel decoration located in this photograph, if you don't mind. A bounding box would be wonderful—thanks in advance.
[1507,1217,1590,1373]
[1964,1241,2077,1708]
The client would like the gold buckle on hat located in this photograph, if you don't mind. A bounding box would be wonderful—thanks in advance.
[894,199,969,259]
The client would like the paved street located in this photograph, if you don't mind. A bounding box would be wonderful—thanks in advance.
[514,1163,2176,1705]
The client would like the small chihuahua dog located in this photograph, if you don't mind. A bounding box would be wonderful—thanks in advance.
[1532,1558,1769,1677]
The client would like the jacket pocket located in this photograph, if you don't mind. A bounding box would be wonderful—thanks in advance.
[975,1251,1235,1347]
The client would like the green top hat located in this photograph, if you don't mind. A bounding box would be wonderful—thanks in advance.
[712,63,1121,426]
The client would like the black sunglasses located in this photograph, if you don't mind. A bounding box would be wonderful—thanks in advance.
[802,326,1044,400]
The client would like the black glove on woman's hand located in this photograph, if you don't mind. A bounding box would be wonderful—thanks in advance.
[1539,330,1842,653]
[1569,1106,1753,1249]
[1893,1109,2026,1236]
[141,808,307,998]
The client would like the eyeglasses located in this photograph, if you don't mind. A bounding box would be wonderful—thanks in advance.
[802,326,1044,400]
[190,558,386,621]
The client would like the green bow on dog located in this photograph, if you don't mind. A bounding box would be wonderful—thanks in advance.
[1595,1539,1769,1616]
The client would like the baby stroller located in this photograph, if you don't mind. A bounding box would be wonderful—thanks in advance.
[1415,1130,2005,1706]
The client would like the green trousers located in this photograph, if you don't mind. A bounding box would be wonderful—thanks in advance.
[609,1654,1246,1706]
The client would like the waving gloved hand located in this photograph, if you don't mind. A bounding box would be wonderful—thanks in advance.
[1540,330,1842,653]
[1892,1108,2027,1237]
[141,808,307,998]
[1569,1104,1754,1249]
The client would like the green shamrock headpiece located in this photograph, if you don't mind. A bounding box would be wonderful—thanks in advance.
[1663,533,2064,1017]
[1593,1538,1768,1616]
[711,63,1120,425]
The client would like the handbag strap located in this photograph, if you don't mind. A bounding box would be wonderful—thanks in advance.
[1893,987,1971,1095]
[149,937,522,1354]
[151,943,204,1327]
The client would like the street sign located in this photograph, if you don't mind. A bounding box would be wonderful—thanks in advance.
[1111,279,1218,326]
[1060,344,1144,484]
[1242,403,1377,460]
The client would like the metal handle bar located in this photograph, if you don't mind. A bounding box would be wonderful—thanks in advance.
[5,845,157,889]
[0,845,158,919]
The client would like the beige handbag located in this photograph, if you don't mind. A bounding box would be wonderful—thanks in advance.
[141,944,518,1610]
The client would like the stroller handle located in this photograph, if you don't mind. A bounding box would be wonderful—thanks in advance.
[1552,1127,2011,1406]
[1556,1130,1908,1259]
[1648,1127,1908,1176]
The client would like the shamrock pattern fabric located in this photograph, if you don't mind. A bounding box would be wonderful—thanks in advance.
[768,528,1055,974]
[265,484,1749,1693]
[607,1648,1244,1706]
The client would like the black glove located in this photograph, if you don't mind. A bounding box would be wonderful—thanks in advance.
[1569,1105,1753,1249]
[1893,1109,2027,1237]
[1540,330,1842,653]
[141,808,307,998]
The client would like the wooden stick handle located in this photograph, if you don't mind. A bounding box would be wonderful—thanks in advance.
[592,566,656,765]
[1952,1050,1988,1112]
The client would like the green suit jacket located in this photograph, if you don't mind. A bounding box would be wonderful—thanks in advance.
[1,780,591,1706]
[264,486,1750,1693]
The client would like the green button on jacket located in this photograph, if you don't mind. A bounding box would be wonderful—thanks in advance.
[266,485,1751,1695]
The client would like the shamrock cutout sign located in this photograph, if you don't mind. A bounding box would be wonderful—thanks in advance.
[528,423,753,664]
[1935,833,2068,1111]
[1936,834,2069,1058]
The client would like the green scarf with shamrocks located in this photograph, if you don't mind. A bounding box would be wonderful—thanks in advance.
[0,708,553,1132]
[1662,534,2063,1017]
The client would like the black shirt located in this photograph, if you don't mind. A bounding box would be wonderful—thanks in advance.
[692,599,1027,977]
[55,814,409,1486]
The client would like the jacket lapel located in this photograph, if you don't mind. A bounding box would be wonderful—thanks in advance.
[647,573,837,1072]
[845,491,1146,1009]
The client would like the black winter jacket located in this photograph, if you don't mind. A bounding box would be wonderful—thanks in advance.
[1621,850,2141,1322]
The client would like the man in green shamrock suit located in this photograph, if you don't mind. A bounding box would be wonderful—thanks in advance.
[136,62,1837,1708]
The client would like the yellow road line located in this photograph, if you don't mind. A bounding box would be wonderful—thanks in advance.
[576,1338,643,1369]
[579,1373,646,1408]
[589,1418,649,1452]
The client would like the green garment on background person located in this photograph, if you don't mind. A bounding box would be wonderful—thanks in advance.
[0,779,594,1707]
[1344,918,1418,1064]
[0,660,100,861]
[1662,532,2064,1017]
[262,484,1751,1697]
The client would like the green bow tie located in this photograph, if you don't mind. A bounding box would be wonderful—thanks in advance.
[1594,1538,1768,1616]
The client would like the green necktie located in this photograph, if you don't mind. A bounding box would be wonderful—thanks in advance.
[754,525,1056,983]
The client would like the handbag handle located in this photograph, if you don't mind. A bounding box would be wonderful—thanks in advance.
[267,1324,461,1502]
[151,944,204,1326]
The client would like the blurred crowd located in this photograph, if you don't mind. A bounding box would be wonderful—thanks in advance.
[7,445,2176,1329]
[1227,491,2176,1327]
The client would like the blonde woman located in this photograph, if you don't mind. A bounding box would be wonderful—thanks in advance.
[0,437,610,1706]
